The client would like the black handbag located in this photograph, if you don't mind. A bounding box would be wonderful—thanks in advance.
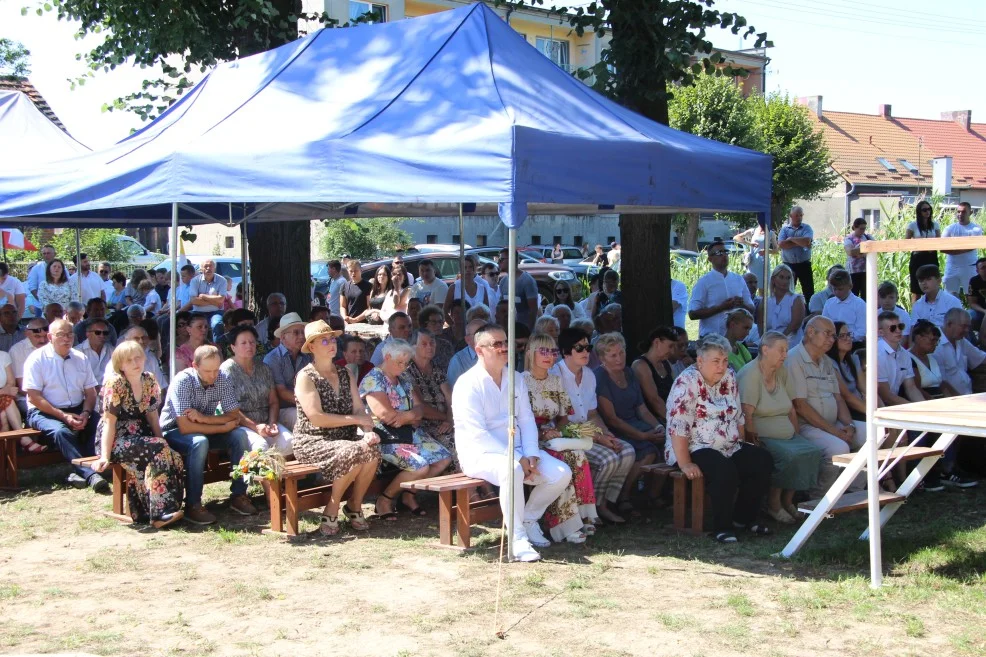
[375,422,414,445]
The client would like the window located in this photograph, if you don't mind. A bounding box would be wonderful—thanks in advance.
[476,234,488,247]
[349,1,387,23]
[535,37,570,71]
[452,234,461,245]
[606,236,616,244]
[224,236,235,249]
[530,235,542,245]
[876,157,898,173]
[426,234,437,244]
[899,159,919,174]
[573,235,583,246]
[862,209,882,229]
[552,235,562,245]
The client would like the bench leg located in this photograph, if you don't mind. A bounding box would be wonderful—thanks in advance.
[438,490,453,546]
[690,477,705,536]
[285,477,300,536]
[672,475,686,531]
[267,479,285,534]
[0,439,16,490]
[456,488,472,549]
[112,464,126,518]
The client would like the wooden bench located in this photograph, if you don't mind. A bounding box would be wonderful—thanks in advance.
[402,473,501,549]
[0,428,56,490]
[642,463,706,536]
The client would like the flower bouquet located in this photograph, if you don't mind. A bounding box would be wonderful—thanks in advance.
[545,422,600,452]
[230,448,286,485]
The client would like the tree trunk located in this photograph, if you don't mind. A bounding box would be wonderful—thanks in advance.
[684,213,701,251]
[248,221,311,320]
[619,213,672,359]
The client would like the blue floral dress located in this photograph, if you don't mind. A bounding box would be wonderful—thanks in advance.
[358,367,451,470]
[97,373,184,522]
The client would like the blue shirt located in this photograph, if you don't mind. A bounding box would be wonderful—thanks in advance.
[778,223,814,264]
[446,345,478,389]
[263,344,312,405]
[159,368,240,432]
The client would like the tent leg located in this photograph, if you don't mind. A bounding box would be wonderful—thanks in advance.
[75,229,82,299]
[169,204,178,383]
[240,217,249,309]
[864,250,882,588]
[506,227,517,563]
[458,204,465,342]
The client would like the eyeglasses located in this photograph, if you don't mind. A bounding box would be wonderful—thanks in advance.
[319,337,333,346]
[571,344,592,353]
[536,347,560,358]
[708,251,727,257]
[479,340,509,350]
[53,332,73,340]
[28,326,49,334]
[837,332,853,340]
[98,270,110,275]
[88,330,110,336]
[885,323,906,333]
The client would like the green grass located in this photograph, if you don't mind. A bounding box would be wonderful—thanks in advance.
[0,582,22,599]
[726,592,756,617]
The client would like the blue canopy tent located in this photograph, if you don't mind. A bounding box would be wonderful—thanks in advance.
[0,3,772,560]
[0,90,91,168]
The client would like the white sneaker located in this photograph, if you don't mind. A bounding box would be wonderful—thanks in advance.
[523,520,551,548]
[511,538,542,562]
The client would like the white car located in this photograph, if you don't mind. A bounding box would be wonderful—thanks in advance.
[115,235,165,267]
[153,256,247,291]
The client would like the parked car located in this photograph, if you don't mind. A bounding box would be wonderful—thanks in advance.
[412,243,473,253]
[463,248,580,302]
[153,256,247,291]
[116,235,165,267]
[524,245,586,266]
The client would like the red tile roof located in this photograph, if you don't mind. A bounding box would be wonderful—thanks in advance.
[805,106,986,190]
[0,77,69,132]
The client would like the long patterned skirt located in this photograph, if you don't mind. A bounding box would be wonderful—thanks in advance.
[112,435,184,522]
[541,446,598,541]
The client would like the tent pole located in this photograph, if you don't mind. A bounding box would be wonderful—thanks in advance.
[506,227,517,563]
[240,216,249,309]
[458,204,465,342]
[864,249,882,588]
[75,229,82,299]
[169,204,178,383]
[762,216,770,329]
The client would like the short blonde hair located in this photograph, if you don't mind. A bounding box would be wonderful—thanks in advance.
[110,340,145,374]
[524,333,558,370]
[593,332,626,357]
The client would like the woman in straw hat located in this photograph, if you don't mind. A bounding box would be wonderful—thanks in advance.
[291,320,381,536]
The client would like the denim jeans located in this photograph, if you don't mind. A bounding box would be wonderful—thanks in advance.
[164,426,249,507]
[27,405,99,481]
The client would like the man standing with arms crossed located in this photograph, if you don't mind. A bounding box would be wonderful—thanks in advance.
[778,206,815,305]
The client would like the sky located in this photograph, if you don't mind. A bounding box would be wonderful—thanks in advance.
[1,0,985,148]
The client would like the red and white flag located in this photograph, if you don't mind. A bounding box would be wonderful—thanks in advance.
[1,229,37,251]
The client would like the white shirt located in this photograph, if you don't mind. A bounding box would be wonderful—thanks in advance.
[327,275,346,315]
[10,339,39,382]
[936,335,986,396]
[78,339,114,383]
[688,269,753,337]
[23,343,98,409]
[607,249,621,267]
[822,293,867,340]
[102,278,115,301]
[942,221,984,280]
[188,273,227,312]
[671,279,688,329]
[877,338,914,396]
[68,271,105,303]
[27,260,48,294]
[0,350,11,388]
[410,278,449,307]
[142,289,162,313]
[451,363,539,466]
[0,274,26,307]
[550,360,597,423]
[911,290,964,329]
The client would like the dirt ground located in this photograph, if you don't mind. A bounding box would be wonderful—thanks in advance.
[1,467,985,657]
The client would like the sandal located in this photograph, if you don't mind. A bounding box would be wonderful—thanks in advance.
[581,523,597,536]
[713,531,738,544]
[19,435,47,453]
[343,505,370,531]
[319,515,340,536]
[152,510,184,529]
[374,493,398,521]
[399,491,427,517]
[734,522,772,536]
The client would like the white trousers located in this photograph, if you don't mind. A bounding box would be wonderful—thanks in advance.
[462,450,571,541]
[800,420,867,497]
[243,423,294,457]
[278,407,297,431]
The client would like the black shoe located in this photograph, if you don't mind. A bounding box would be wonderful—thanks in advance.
[88,473,110,494]
[922,476,945,493]
[67,473,88,489]
[941,471,978,489]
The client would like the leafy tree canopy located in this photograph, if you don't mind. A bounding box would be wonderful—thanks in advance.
[0,38,31,77]
[320,218,414,261]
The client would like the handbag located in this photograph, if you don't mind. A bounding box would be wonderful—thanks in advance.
[375,422,414,445]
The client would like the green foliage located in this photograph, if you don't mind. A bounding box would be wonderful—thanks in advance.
[320,218,413,261]
[0,38,31,77]
[6,228,128,264]
[668,72,757,149]
[749,92,839,219]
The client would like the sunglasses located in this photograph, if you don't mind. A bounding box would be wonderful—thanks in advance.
[536,347,560,358]
[554,288,569,294]
[320,337,334,346]
[885,323,906,333]
[571,344,592,353]
[480,340,509,350]
[708,251,727,257]
[88,330,110,336]
[28,326,49,334]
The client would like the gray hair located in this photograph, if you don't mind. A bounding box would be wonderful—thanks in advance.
[760,330,788,349]
[266,292,286,305]
[571,318,594,335]
[550,305,572,319]
[804,315,834,339]
[600,302,622,316]
[381,338,415,362]
[790,205,804,216]
[465,303,491,323]
[126,304,145,320]
[945,307,971,325]
[593,332,626,356]
[533,315,560,335]
[66,301,85,314]
[696,333,731,357]
[410,328,435,346]
[726,307,754,326]
[770,263,796,294]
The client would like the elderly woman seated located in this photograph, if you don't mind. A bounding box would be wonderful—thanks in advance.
[220,325,293,456]
[359,339,453,519]
[736,331,822,524]
[406,329,456,465]
[550,304,573,331]
[594,332,665,514]
[533,315,560,340]
[666,334,775,543]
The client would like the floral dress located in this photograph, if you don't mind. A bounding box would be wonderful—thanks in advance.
[664,365,744,466]
[523,371,598,542]
[97,373,184,522]
[358,367,452,471]
[292,364,380,481]
[406,360,457,469]
[38,280,78,308]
